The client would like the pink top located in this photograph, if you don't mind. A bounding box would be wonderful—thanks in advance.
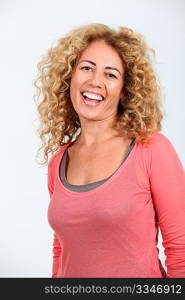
[47,132,185,278]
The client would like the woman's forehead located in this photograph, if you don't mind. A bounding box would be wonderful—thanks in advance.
[77,40,124,70]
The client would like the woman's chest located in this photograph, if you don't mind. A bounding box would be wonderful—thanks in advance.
[65,140,131,185]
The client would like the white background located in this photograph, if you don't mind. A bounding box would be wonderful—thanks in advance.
[0,0,184,277]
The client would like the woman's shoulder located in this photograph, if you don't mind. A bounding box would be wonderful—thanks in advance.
[48,141,72,168]
[150,131,172,144]
[139,131,181,166]
[140,131,175,151]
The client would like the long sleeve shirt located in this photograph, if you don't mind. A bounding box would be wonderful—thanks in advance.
[47,132,185,278]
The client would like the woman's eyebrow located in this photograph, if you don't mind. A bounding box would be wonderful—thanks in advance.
[79,60,121,75]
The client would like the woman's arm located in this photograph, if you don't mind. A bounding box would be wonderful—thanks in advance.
[47,154,62,278]
[52,232,62,278]
[149,133,185,278]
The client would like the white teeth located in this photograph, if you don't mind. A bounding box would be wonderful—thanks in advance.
[82,92,103,101]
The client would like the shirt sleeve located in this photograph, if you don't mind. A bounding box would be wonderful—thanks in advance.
[47,155,62,278]
[148,133,185,278]
[51,232,62,278]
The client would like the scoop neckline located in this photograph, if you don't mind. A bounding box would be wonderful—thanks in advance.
[56,139,137,197]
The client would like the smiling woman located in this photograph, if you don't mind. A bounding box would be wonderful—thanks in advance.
[34,23,164,164]
[34,23,185,278]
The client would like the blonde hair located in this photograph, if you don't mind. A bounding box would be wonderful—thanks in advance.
[34,23,165,166]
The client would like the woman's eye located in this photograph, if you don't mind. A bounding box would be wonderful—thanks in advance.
[80,66,92,71]
[106,73,117,79]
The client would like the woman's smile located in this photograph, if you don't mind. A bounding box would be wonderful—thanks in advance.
[81,91,105,107]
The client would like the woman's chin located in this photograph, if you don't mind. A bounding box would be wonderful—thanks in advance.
[77,109,104,121]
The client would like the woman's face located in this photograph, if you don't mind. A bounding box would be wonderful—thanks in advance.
[70,39,124,122]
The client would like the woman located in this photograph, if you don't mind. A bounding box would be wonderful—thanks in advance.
[34,23,185,278]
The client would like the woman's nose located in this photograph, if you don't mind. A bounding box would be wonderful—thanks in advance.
[88,71,104,87]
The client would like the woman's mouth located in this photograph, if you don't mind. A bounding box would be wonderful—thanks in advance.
[81,92,105,107]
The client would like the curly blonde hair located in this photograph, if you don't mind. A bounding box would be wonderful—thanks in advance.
[34,23,165,166]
